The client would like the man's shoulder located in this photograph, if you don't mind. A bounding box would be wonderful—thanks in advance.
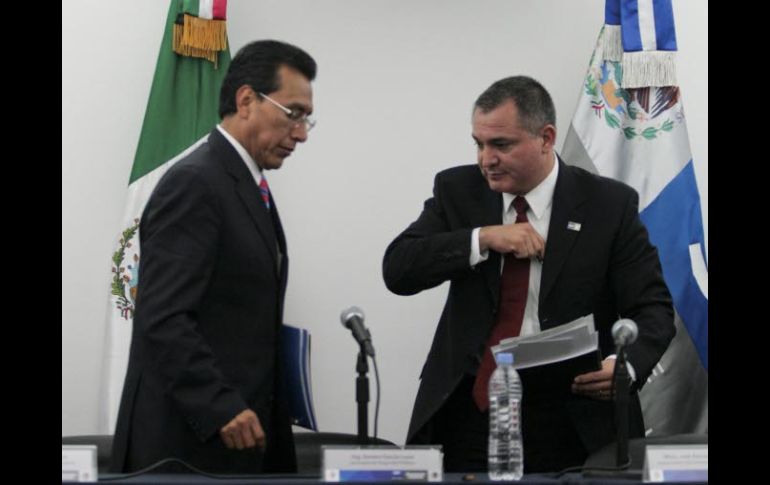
[561,162,637,201]
[149,139,231,204]
[437,164,480,178]
[431,164,488,200]
[165,135,228,180]
[434,164,485,187]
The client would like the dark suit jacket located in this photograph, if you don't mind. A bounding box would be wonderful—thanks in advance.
[383,160,674,463]
[110,129,296,474]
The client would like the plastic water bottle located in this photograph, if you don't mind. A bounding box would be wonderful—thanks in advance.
[487,352,523,480]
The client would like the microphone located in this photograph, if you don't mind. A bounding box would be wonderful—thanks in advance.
[340,306,375,357]
[611,319,638,347]
[611,318,637,468]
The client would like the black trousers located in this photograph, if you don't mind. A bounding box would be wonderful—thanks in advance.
[430,375,489,472]
[424,374,590,474]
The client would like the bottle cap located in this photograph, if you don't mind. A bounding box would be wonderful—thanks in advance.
[495,352,514,365]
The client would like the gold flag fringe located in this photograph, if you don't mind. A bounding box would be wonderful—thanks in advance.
[172,14,228,68]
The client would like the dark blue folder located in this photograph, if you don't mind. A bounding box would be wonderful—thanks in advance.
[280,324,318,430]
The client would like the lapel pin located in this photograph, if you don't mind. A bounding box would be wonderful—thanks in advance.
[567,221,582,232]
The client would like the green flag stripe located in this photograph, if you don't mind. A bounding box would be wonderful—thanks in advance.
[129,0,230,184]
[183,0,201,17]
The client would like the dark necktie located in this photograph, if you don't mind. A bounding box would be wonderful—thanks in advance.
[472,195,530,411]
[259,177,271,209]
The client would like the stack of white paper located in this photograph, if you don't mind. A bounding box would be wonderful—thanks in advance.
[491,314,600,370]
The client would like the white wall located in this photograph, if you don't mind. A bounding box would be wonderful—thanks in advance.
[62,0,707,444]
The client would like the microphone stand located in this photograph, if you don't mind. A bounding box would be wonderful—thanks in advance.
[614,344,631,467]
[355,346,370,445]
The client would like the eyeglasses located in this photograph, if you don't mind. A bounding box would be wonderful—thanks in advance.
[258,92,316,132]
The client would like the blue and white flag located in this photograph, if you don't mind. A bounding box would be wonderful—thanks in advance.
[562,0,707,435]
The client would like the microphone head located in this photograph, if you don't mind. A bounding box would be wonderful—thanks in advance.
[340,306,365,328]
[612,319,639,345]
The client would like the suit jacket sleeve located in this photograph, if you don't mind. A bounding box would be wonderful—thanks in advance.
[135,163,247,441]
[608,186,675,388]
[383,171,475,296]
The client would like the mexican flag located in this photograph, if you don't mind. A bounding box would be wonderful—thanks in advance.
[562,0,707,436]
[99,0,231,434]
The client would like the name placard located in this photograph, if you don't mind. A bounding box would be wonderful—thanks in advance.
[643,444,708,482]
[323,446,442,482]
[62,445,97,482]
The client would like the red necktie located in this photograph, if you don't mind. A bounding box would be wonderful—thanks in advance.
[259,177,271,209]
[472,196,530,411]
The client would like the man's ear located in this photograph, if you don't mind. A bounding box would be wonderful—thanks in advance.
[541,124,556,153]
[235,85,257,117]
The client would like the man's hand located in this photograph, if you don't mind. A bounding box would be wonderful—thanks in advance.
[219,409,266,450]
[479,223,545,260]
[572,358,615,401]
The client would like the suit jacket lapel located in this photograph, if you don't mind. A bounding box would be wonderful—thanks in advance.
[235,178,280,278]
[540,159,587,307]
[269,196,287,256]
[209,130,281,279]
[271,199,289,325]
[270,198,288,281]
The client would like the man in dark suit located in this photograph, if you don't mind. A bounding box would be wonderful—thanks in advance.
[383,76,674,474]
[110,40,317,474]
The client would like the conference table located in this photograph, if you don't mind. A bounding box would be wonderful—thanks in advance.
[77,472,706,484]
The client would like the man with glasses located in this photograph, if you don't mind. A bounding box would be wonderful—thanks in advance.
[111,40,316,474]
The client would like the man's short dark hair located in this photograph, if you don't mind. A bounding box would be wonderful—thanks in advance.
[219,39,317,118]
[474,76,556,134]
